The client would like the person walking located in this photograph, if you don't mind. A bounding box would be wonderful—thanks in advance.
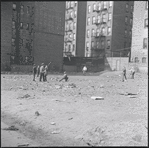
[82,65,87,75]
[37,65,40,77]
[122,66,127,82]
[39,63,45,82]
[59,71,68,82]
[33,64,37,81]
[44,62,51,82]
[130,67,135,79]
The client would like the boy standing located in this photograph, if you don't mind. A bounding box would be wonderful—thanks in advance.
[33,64,37,81]
[39,63,45,82]
[82,65,87,75]
[122,66,127,82]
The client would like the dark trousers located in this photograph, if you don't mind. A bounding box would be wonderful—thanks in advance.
[131,72,135,79]
[44,73,47,81]
[59,76,68,82]
[37,70,40,77]
[122,73,127,81]
[39,73,44,82]
[33,73,36,81]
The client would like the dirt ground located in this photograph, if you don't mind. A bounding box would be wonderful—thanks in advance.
[1,71,148,146]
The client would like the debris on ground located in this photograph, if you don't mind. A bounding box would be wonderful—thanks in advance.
[51,130,61,134]
[2,125,19,131]
[68,117,73,120]
[100,85,104,88]
[55,85,63,89]
[132,134,142,142]
[21,94,31,98]
[91,96,104,100]
[68,83,77,88]
[50,122,56,125]
[35,111,40,116]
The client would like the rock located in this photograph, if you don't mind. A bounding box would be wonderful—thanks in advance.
[21,94,31,98]
[51,130,60,134]
[91,96,104,100]
[50,122,56,125]
[100,85,104,88]
[132,134,142,142]
[2,125,19,131]
[68,117,73,120]
[35,111,40,116]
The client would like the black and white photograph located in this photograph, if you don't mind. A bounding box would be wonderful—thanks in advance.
[1,1,148,147]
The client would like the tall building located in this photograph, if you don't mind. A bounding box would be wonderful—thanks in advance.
[63,1,134,58]
[1,1,65,71]
[131,1,148,63]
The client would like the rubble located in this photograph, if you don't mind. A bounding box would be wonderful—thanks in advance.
[91,96,104,100]
[2,125,19,131]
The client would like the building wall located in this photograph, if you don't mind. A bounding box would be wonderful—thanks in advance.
[33,2,65,71]
[131,1,148,63]
[1,2,12,70]
[76,1,87,57]
[111,1,134,57]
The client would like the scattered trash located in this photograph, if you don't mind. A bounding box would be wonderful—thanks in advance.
[100,85,104,88]
[50,122,56,125]
[55,85,62,89]
[91,96,104,100]
[18,144,29,147]
[2,125,19,131]
[35,111,40,116]
[21,94,31,98]
[51,130,61,134]
[42,90,46,92]
[132,134,142,142]
[68,83,76,88]
[68,117,73,120]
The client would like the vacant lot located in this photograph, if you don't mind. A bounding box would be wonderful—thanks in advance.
[1,71,148,146]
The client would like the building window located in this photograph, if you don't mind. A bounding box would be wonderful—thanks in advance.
[101,40,104,48]
[91,41,94,48]
[73,22,76,29]
[72,44,75,52]
[92,16,96,24]
[96,42,99,48]
[103,1,107,9]
[13,3,16,10]
[20,22,23,29]
[143,38,147,49]
[126,3,129,9]
[98,2,101,10]
[92,29,95,36]
[125,30,127,37]
[86,42,89,51]
[130,18,132,25]
[142,57,146,63]
[68,44,71,52]
[108,13,112,20]
[107,40,110,48]
[12,38,15,45]
[96,28,100,36]
[87,17,90,25]
[74,10,77,17]
[102,14,106,22]
[107,27,111,35]
[109,1,113,7]
[73,33,76,40]
[67,1,70,9]
[125,16,128,23]
[87,30,90,38]
[26,23,29,30]
[129,30,132,36]
[88,5,91,13]
[102,27,105,34]
[27,6,30,14]
[20,5,24,14]
[12,21,15,29]
[70,11,73,18]
[135,57,139,63]
[146,1,148,9]
[70,1,74,7]
[93,3,96,11]
[144,18,148,28]
[97,15,101,23]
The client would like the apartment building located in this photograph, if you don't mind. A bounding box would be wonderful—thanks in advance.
[63,1,134,58]
[131,1,148,63]
[1,1,65,71]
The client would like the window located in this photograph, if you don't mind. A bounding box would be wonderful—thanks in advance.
[98,2,101,10]
[20,22,23,29]
[146,1,148,9]
[92,16,96,24]
[73,33,76,40]
[142,57,146,63]
[87,17,90,25]
[74,10,77,17]
[72,44,75,52]
[96,28,100,36]
[101,40,104,47]
[97,15,101,23]
[12,21,15,28]
[107,27,111,35]
[108,13,112,20]
[20,5,24,14]
[107,40,110,48]
[68,44,71,52]
[135,57,139,63]
[143,38,147,49]
[73,22,76,29]
[91,41,94,48]
[92,29,95,36]
[125,30,127,37]
[12,38,15,45]
[93,3,96,11]
[88,5,91,13]
[67,2,70,9]
[144,18,148,27]
[130,18,132,25]
[102,14,106,22]
[109,1,113,7]
[26,23,29,30]
[69,33,73,39]
[102,27,105,34]
[27,6,30,14]
[103,2,107,9]
[129,30,132,36]
[13,3,16,10]
[86,42,89,51]
[70,1,74,7]
[96,42,99,48]
[70,11,73,18]
[126,3,128,9]
[125,16,128,23]
[87,30,90,38]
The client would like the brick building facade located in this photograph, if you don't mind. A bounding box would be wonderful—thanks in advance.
[1,1,65,71]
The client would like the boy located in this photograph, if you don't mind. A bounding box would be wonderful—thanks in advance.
[39,63,45,82]
[37,65,40,77]
[82,65,87,75]
[122,66,127,82]
[59,71,68,82]
[44,62,51,81]
[33,64,37,81]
